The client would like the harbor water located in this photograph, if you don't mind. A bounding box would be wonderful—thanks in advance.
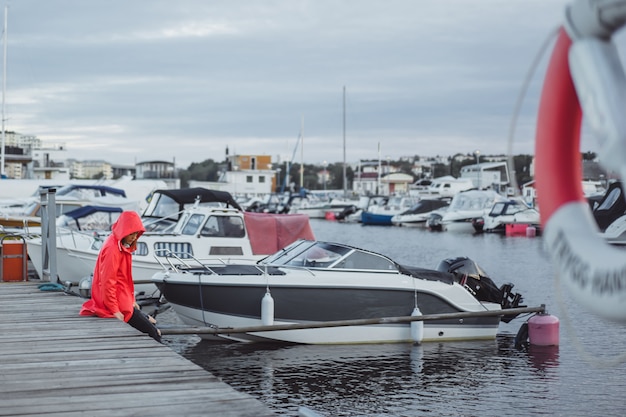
[161,219,626,416]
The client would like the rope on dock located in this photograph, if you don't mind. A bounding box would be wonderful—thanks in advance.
[159,305,545,335]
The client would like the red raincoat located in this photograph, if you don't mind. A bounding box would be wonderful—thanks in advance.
[79,211,145,322]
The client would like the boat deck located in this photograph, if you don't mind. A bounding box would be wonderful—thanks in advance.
[0,281,276,417]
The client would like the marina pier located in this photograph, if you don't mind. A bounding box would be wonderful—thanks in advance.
[0,281,276,417]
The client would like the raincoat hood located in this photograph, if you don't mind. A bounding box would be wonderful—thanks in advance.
[111,211,145,241]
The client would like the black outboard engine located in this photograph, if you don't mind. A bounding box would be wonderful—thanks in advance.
[335,205,358,221]
[436,256,524,323]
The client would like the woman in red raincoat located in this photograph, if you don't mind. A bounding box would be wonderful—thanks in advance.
[80,211,161,342]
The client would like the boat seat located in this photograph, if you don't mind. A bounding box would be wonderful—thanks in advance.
[398,265,455,285]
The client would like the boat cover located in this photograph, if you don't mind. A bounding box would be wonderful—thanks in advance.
[60,205,123,219]
[152,188,242,210]
[56,184,127,197]
[244,212,315,255]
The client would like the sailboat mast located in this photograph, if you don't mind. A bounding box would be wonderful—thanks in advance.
[342,86,347,197]
[0,5,6,178]
[300,116,304,189]
[377,142,381,195]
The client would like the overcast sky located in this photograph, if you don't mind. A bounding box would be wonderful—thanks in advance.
[3,0,603,169]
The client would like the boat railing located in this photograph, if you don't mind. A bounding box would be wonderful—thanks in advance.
[152,248,263,274]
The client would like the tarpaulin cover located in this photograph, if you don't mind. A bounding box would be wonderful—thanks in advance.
[244,212,315,255]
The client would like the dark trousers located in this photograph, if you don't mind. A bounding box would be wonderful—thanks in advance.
[128,308,162,343]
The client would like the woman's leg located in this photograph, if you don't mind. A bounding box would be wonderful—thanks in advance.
[128,308,162,342]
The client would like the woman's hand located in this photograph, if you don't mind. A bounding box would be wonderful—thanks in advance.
[113,311,124,321]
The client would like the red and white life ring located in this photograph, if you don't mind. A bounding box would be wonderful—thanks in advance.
[535,2,626,322]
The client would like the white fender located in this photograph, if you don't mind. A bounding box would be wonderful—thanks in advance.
[535,0,626,322]
[261,291,274,326]
[410,306,424,344]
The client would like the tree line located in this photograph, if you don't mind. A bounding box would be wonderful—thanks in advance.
[178,152,598,191]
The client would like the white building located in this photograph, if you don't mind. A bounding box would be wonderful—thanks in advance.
[460,161,510,192]
[136,160,175,180]
[189,154,275,196]
[70,160,113,180]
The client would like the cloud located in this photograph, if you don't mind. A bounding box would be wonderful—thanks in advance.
[4,0,590,170]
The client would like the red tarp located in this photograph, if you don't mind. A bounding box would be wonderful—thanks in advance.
[244,212,315,255]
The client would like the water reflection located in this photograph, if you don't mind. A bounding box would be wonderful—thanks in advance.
[161,221,626,416]
[528,345,560,373]
[179,335,559,416]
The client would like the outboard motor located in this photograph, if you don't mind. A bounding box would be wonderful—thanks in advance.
[436,256,524,322]
[335,205,357,221]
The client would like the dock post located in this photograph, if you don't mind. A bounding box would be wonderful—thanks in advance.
[40,188,58,282]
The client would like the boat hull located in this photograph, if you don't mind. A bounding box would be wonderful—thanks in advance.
[154,271,502,344]
[361,211,393,226]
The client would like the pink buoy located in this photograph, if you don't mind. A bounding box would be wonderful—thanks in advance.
[325,211,336,221]
[528,313,560,346]
[505,223,528,237]
[526,226,536,237]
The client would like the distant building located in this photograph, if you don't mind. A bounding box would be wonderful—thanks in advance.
[189,154,275,196]
[111,164,136,179]
[352,160,413,195]
[380,172,414,195]
[70,160,113,179]
[136,160,175,179]
[460,161,510,192]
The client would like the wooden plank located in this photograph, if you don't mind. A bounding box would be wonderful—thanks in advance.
[0,282,276,417]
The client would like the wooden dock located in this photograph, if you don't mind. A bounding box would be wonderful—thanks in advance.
[0,281,277,417]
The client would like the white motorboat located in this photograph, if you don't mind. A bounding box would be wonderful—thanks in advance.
[391,199,450,227]
[334,195,387,223]
[288,195,355,219]
[440,190,508,233]
[411,175,474,200]
[26,188,314,299]
[0,184,140,230]
[361,195,420,225]
[476,198,541,234]
[152,239,527,344]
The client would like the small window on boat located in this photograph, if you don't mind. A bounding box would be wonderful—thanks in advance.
[134,242,149,256]
[181,214,204,235]
[154,242,193,259]
[201,216,220,236]
[222,216,245,238]
[489,202,506,216]
[200,216,245,238]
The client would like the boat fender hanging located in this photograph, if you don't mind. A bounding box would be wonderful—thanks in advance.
[261,291,274,326]
[410,306,424,344]
[535,0,626,323]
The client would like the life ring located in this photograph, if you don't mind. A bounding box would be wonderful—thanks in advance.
[535,1,626,322]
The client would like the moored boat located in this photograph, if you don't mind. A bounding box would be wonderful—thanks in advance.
[361,195,419,226]
[440,190,507,233]
[391,199,450,227]
[25,188,314,299]
[476,198,541,234]
[153,239,527,344]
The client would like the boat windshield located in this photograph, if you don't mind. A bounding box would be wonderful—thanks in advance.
[262,240,398,271]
